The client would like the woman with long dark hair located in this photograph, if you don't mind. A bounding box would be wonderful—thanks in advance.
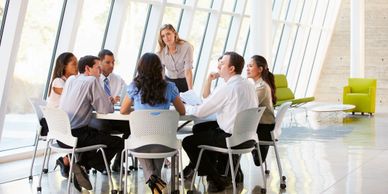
[120,53,185,194]
[47,52,77,108]
[247,55,276,165]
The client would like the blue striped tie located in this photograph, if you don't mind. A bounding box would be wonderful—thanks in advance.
[104,77,111,96]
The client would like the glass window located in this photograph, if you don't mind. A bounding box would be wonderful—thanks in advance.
[167,0,184,4]
[0,0,63,151]
[186,10,208,79]
[222,0,236,13]
[197,0,212,9]
[0,0,4,26]
[114,2,149,83]
[72,0,111,57]
[162,6,182,27]
[235,17,250,55]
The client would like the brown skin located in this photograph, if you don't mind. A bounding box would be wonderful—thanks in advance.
[52,56,78,95]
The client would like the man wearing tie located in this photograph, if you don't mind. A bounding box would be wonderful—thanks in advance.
[88,49,130,173]
[98,49,126,104]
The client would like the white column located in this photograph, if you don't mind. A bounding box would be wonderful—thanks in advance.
[249,0,272,65]
[102,0,129,53]
[0,0,28,142]
[350,0,365,78]
[55,0,84,55]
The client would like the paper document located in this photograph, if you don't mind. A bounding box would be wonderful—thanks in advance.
[180,90,202,105]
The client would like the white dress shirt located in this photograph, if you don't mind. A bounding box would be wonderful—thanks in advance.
[193,75,258,134]
[60,74,114,129]
[99,73,126,97]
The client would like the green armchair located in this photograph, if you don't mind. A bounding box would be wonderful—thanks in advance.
[343,78,376,115]
[274,74,315,107]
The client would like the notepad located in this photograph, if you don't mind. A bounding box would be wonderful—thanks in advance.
[180,90,202,105]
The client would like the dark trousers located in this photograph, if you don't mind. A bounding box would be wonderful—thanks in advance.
[166,77,188,93]
[88,118,130,139]
[58,126,124,172]
[252,123,275,165]
[182,127,230,178]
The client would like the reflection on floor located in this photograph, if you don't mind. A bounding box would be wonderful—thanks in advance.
[1,106,388,194]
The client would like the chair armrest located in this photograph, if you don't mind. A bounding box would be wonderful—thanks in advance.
[369,87,376,97]
[343,86,351,94]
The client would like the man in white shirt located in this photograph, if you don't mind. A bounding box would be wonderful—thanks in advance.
[59,55,123,190]
[182,52,258,192]
[98,49,126,104]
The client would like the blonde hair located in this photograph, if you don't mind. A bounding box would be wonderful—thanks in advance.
[158,24,186,53]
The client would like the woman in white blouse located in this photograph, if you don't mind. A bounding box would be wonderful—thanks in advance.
[46,52,77,179]
[157,24,194,92]
[47,52,78,108]
[246,55,277,165]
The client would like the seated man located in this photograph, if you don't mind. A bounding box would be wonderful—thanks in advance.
[89,49,130,172]
[59,55,123,190]
[182,52,258,192]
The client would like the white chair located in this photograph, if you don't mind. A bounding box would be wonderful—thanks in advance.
[188,107,267,194]
[260,101,291,190]
[118,110,184,194]
[28,98,49,181]
[37,107,116,194]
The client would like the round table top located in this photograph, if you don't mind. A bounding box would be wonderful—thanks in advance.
[310,104,355,112]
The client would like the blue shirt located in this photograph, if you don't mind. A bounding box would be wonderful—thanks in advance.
[127,81,179,110]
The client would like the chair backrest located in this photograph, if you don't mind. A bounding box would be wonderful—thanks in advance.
[29,98,47,121]
[274,74,295,102]
[127,110,180,150]
[273,102,291,139]
[40,106,76,147]
[348,78,377,93]
[227,107,266,147]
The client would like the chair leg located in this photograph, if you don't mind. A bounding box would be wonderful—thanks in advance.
[37,140,51,192]
[67,150,77,194]
[256,144,267,193]
[44,147,52,173]
[273,140,286,189]
[119,149,125,192]
[179,149,184,193]
[227,152,236,194]
[29,133,40,181]
[99,148,115,193]
[124,151,129,194]
[190,149,205,191]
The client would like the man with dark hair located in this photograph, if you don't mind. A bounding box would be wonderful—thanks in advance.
[98,49,126,104]
[59,55,123,191]
[88,49,130,173]
[182,52,258,192]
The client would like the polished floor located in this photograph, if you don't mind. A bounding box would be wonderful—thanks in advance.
[1,104,388,194]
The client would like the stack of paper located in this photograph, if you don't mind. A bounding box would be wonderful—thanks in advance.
[180,90,202,105]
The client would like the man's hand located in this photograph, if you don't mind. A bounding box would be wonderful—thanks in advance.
[208,72,219,81]
[114,96,120,104]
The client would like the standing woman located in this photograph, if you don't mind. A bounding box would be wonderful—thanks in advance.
[120,53,185,194]
[246,55,277,165]
[46,52,77,179]
[157,24,194,92]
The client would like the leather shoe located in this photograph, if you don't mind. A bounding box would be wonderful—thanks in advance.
[54,157,69,178]
[73,176,82,192]
[181,165,194,179]
[72,163,92,190]
[207,176,228,192]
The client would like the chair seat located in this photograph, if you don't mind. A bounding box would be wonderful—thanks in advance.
[346,93,368,97]
[49,142,107,153]
[128,150,178,159]
[198,145,255,155]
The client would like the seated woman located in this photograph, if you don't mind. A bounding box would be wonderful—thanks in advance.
[46,52,78,178]
[120,53,185,194]
[246,55,277,165]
